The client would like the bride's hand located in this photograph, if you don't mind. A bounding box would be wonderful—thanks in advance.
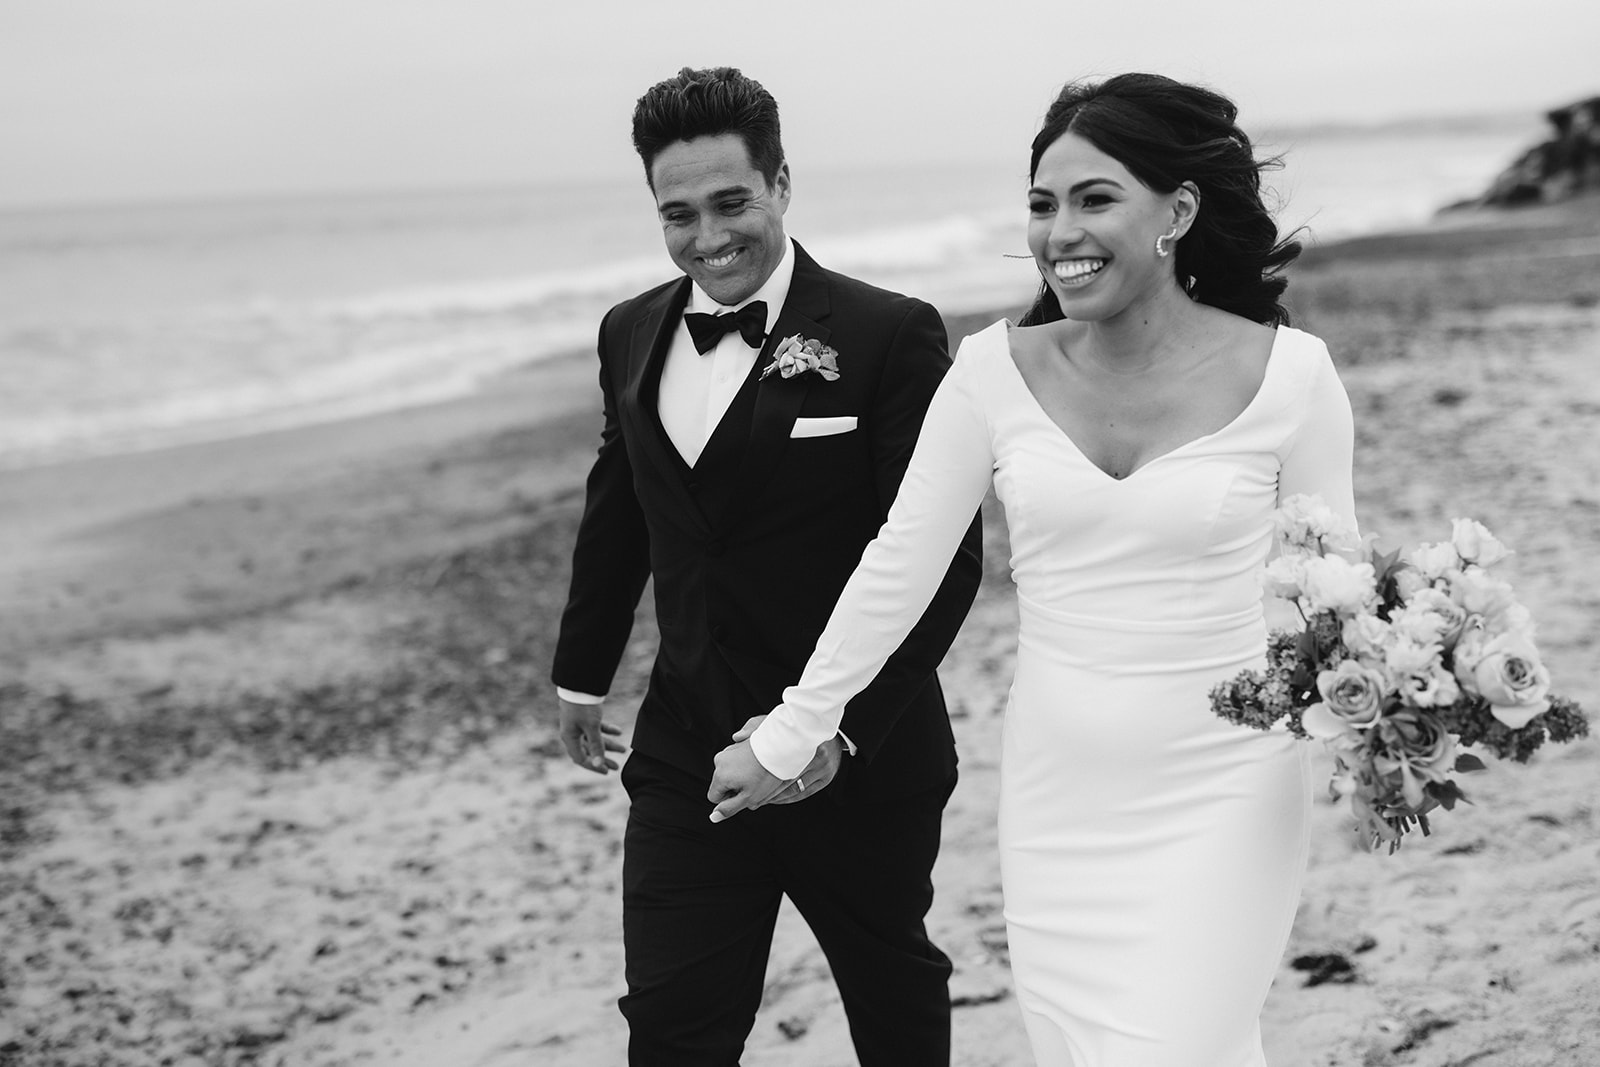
[708,739,787,822]
[763,736,843,805]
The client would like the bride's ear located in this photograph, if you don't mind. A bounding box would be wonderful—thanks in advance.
[1172,181,1200,239]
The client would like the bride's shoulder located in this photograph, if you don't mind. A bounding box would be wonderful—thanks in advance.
[959,317,1013,345]
[1268,324,1339,379]
[951,317,1017,367]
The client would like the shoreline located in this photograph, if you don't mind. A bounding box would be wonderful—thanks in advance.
[3,199,1599,1066]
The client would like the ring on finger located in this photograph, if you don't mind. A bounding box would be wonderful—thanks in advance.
[795,777,807,792]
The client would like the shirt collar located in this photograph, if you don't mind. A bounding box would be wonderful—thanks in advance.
[687,238,795,337]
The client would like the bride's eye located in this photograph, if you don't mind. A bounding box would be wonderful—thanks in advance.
[1028,199,1054,216]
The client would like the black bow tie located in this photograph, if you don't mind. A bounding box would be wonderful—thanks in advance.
[684,301,768,355]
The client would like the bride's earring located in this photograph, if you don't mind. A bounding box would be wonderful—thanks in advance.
[1154,225,1179,258]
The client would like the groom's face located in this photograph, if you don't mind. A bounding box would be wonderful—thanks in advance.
[650,133,790,306]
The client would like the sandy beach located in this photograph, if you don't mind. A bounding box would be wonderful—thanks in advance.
[3,198,1599,1067]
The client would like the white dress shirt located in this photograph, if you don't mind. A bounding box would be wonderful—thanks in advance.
[659,239,796,466]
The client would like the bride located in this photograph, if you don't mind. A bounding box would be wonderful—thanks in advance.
[708,72,1356,1065]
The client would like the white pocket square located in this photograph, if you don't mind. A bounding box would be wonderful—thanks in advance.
[789,416,858,439]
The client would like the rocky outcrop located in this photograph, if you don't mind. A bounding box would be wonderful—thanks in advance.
[1455,96,1600,208]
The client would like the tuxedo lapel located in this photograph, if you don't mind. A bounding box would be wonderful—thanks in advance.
[712,244,833,533]
[619,278,713,536]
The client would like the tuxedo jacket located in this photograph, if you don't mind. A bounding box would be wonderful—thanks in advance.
[552,242,983,798]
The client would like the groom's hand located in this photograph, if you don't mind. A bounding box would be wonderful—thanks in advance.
[726,714,843,805]
[765,736,842,805]
[557,698,626,774]
[707,740,786,822]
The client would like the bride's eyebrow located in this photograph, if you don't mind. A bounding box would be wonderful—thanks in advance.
[1027,177,1125,198]
[1068,178,1124,195]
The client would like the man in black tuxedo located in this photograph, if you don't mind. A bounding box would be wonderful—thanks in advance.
[551,66,982,1066]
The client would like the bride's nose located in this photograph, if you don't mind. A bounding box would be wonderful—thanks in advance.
[1045,217,1086,252]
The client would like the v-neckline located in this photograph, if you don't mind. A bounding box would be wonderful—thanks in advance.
[1000,322,1284,484]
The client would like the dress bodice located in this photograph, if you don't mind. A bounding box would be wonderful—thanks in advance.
[750,318,1356,779]
[978,320,1351,625]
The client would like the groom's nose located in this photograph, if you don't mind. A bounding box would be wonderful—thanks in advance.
[694,217,731,253]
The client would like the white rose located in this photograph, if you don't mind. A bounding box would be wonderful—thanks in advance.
[1406,587,1469,651]
[1299,555,1377,617]
[1389,603,1449,648]
[1490,601,1533,636]
[1341,614,1391,658]
[1393,567,1430,599]
[1451,518,1511,567]
[1452,623,1489,683]
[1410,541,1462,581]
[1261,556,1305,599]
[1321,524,1366,561]
[1448,567,1517,620]
[1469,633,1552,728]
[1276,494,1356,554]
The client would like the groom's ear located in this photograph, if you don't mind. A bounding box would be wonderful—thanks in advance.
[771,161,792,213]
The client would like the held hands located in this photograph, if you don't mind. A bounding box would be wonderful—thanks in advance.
[707,715,844,823]
[557,698,628,774]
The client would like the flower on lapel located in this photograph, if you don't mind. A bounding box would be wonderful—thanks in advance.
[759,335,840,382]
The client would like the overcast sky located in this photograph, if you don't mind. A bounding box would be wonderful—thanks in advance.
[2,0,1594,208]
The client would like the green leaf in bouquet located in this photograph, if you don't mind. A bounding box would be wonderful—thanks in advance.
[1453,753,1488,773]
[1370,548,1408,617]
[1290,629,1320,697]
[1426,778,1471,812]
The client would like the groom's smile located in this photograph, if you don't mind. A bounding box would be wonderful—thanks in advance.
[651,133,791,307]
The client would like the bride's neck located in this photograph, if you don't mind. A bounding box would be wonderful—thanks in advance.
[1075,286,1202,375]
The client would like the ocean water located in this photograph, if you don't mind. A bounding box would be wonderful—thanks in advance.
[0,115,1542,470]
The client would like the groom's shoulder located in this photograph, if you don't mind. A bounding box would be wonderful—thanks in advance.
[817,260,934,321]
[595,276,686,350]
[607,276,684,322]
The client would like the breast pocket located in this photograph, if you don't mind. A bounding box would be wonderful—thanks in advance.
[789,415,858,439]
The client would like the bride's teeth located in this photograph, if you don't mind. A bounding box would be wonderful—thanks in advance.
[1054,259,1105,281]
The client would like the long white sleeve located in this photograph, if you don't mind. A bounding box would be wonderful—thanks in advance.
[1278,337,1357,530]
[749,342,997,779]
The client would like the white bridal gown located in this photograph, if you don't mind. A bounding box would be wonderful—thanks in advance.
[750,320,1356,1065]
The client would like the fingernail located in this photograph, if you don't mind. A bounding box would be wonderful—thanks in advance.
[709,811,725,824]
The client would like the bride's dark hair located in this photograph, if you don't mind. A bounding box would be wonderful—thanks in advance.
[1017,73,1301,328]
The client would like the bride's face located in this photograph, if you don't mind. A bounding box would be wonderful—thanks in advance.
[1026,132,1187,321]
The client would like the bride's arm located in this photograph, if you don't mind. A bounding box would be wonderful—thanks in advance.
[1279,337,1357,529]
[744,342,998,783]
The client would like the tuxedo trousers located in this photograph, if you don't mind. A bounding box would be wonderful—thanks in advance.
[619,751,956,1066]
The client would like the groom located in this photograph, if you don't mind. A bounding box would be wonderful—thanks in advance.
[550,67,982,1065]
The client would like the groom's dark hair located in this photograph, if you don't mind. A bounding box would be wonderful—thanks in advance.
[632,67,785,189]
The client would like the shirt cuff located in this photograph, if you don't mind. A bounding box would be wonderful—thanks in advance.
[748,706,820,780]
[556,687,606,705]
[836,728,857,757]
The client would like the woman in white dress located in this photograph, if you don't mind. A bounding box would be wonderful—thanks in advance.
[709,73,1357,1065]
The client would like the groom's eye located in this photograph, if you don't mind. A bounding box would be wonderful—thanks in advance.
[717,199,750,214]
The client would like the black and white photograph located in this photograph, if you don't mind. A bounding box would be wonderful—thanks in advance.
[2,3,1597,1064]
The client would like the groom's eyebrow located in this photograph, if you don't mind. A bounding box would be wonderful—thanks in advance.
[657,183,757,212]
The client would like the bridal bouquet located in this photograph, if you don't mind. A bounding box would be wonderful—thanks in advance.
[1211,495,1589,852]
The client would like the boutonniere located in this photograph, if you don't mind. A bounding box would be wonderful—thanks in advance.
[759,335,840,382]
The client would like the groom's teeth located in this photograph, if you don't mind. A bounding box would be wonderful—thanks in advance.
[1054,258,1106,281]
[705,251,740,268]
